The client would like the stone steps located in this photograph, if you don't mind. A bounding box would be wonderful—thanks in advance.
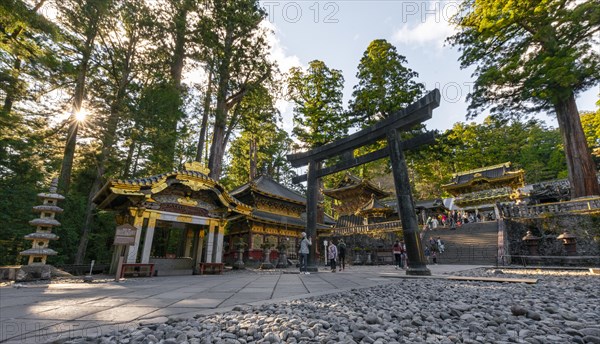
[422,222,499,265]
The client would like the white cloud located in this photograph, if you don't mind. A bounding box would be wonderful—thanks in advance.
[261,20,303,74]
[260,20,305,135]
[392,1,458,49]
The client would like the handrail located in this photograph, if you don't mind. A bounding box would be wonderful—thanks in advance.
[331,220,403,236]
[500,197,600,218]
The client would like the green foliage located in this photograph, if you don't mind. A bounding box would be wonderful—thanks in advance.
[288,60,349,149]
[448,0,600,117]
[350,39,424,127]
[133,82,185,175]
[580,109,600,169]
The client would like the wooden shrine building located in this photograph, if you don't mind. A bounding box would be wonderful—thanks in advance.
[93,162,251,275]
[324,173,394,230]
[442,162,525,210]
[226,175,334,265]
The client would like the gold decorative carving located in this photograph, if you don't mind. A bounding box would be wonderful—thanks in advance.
[179,179,211,192]
[111,186,142,196]
[150,180,168,194]
[177,196,198,207]
[184,161,211,175]
[176,215,193,223]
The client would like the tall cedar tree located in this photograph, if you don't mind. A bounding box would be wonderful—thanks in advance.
[55,0,111,194]
[350,39,424,127]
[448,0,600,198]
[202,0,274,180]
[288,60,349,149]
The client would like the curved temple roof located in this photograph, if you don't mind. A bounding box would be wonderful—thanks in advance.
[93,162,252,216]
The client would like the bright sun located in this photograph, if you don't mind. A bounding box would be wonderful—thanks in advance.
[75,108,88,122]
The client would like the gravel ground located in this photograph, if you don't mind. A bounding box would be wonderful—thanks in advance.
[60,267,600,344]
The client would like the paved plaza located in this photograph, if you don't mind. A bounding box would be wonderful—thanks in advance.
[0,265,479,343]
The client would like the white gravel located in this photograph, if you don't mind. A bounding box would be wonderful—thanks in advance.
[59,268,600,344]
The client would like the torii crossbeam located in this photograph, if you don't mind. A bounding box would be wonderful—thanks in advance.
[287,89,441,275]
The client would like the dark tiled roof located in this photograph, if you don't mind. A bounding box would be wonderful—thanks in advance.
[361,196,391,211]
[324,173,389,199]
[449,162,512,185]
[231,175,306,204]
[335,215,365,228]
[251,210,331,229]
[414,198,447,210]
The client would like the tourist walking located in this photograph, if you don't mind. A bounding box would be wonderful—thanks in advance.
[299,232,311,274]
[337,239,346,271]
[328,241,338,272]
[437,237,445,253]
[393,240,402,269]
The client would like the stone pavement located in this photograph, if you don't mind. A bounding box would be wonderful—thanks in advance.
[0,265,484,344]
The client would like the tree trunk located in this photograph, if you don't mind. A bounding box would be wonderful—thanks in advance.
[208,28,233,180]
[554,92,600,198]
[170,3,188,88]
[249,136,257,180]
[1,59,21,118]
[57,22,98,194]
[122,135,136,178]
[195,70,213,162]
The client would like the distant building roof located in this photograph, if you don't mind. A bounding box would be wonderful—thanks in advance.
[442,162,524,196]
[324,173,390,200]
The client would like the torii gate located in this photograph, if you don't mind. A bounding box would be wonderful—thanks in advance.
[287,89,441,275]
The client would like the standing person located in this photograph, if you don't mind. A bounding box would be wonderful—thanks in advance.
[424,246,431,264]
[337,239,347,271]
[437,237,445,253]
[328,241,338,272]
[432,251,437,264]
[401,241,408,269]
[299,232,311,275]
[392,240,402,270]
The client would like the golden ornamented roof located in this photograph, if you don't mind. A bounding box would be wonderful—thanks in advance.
[93,163,251,215]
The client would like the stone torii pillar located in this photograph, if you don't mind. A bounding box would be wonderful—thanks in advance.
[305,160,319,272]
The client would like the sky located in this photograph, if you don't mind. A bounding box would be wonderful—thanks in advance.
[260,0,600,134]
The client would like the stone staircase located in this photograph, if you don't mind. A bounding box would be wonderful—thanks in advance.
[422,221,498,265]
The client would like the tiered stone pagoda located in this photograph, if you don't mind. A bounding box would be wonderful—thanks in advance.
[442,162,525,210]
[20,178,63,265]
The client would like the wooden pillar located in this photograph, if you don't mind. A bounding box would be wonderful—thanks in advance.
[192,228,200,274]
[141,213,157,264]
[213,221,225,263]
[184,229,194,257]
[126,212,145,263]
[204,221,216,263]
[387,129,431,276]
[306,159,319,272]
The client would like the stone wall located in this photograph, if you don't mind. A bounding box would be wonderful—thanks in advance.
[504,213,600,262]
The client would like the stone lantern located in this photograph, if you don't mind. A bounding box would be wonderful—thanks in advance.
[276,239,289,268]
[521,231,541,255]
[556,231,578,256]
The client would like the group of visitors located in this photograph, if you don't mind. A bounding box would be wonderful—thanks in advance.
[424,236,444,264]
[325,238,346,272]
[424,210,495,230]
[298,233,347,274]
